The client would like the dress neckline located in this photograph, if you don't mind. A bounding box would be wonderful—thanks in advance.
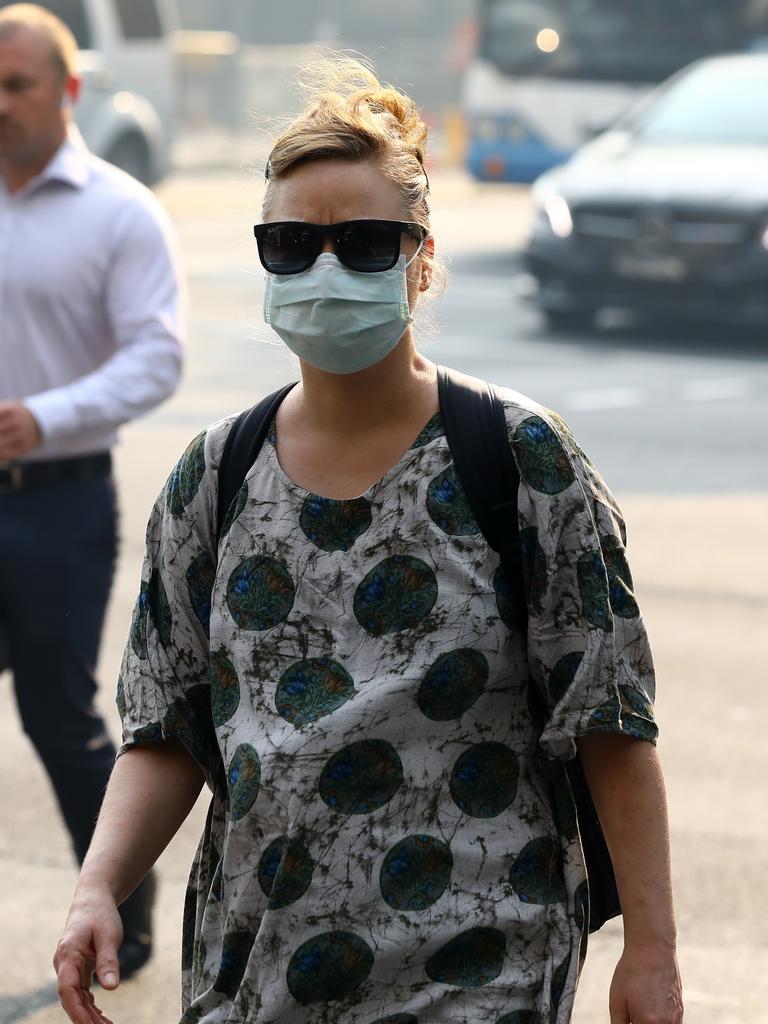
[266,411,445,503]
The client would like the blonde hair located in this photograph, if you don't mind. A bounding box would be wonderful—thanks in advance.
[0,3,78,79]
[263,57,446,297]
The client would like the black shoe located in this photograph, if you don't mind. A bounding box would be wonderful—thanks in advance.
[117,936,153,981]
[117,870,157,980]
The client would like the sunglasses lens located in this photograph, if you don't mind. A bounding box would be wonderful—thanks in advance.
[261,224,315,274]
[337,222,400,272]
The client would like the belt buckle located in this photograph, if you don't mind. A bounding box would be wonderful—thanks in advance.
[0,464,24,493]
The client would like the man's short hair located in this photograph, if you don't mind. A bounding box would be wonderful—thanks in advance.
[0,3,78,78]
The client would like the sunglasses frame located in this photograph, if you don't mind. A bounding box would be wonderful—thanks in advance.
[253,219,428,275]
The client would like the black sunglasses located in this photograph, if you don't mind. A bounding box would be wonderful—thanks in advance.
[253,219,427,275]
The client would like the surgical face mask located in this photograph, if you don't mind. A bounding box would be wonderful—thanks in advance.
[263,250,421,375]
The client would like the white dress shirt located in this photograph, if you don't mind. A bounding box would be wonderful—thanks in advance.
[0,129,184,461]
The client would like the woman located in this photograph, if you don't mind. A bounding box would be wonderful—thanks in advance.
[54,60,683,1024]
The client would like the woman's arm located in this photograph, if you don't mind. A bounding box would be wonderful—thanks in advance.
[54,742,205,1024]
[576,733,684,1024]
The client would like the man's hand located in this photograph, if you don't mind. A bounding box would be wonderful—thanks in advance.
[609,943,684,1023]
[54,884,123,1024]
[0,401,42,460]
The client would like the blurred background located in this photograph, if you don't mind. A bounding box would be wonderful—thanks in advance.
[1,2,767,1023]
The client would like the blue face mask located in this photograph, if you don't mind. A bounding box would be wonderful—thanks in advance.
[263,250,420,375]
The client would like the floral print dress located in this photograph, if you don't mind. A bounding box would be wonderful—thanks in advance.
[117,385,657,1024]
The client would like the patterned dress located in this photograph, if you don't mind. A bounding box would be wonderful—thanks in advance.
[117,386,657,1024]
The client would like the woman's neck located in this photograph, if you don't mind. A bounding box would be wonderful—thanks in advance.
[293,335,438,436]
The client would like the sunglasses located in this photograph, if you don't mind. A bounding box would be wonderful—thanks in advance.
[253,219,428,275]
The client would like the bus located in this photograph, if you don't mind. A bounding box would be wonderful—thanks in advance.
[464,0,768,182]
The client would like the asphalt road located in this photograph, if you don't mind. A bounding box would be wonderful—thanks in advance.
[0,169,766,1024]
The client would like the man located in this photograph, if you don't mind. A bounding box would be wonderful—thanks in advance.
[0,3,184,978]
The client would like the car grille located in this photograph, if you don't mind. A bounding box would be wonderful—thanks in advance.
[572,204,756,264]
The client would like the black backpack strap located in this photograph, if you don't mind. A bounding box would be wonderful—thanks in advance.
[437,364,621,933]
[215,382,298,544]
[436,366,526,625]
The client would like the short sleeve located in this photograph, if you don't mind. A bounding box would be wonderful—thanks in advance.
[505,401,658,761]
[117,419,233,791]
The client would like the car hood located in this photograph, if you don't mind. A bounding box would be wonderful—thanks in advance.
[547,134,768,211]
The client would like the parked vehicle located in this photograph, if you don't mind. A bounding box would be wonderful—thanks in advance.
[0,0,177,184]
[463,0,768,184]
[523,54,768,328]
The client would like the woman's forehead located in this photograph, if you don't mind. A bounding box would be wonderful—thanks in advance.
[267,158,407,222]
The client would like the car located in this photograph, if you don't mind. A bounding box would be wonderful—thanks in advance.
[522,53,768,329]
[0,0,177,184]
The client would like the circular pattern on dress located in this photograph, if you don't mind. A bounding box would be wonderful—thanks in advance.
[493,564,524,630]
[424,927,506,987]
[129,580,150,659]
[226,555,295,631]
[601,534,640,619]
[379,835,453,911]
[257,836,314,909]
[450,742,519,818]
[519,527,548,612]
[148,568,173,649]
[371,1015,419,1024]
[186,551,216,631]
[300,494,373,552]
[508,836,567,904]
[220,482,248,539]
[547,651,584,705]
[275,658,355,728]
[210,649,241,726]
[417,648,489,720]
[426,466,481,536]
[576,550,612,631]
[618,684,657,741]
[550,952,571,1014]
[286,930,374,1005]
[512,416,575,495]
[167,430,207,516]
[497,1012,539,1024]
[212,929,255,998]
[354,555,438,636]
[227,744,261,821]
[319,739,404,815]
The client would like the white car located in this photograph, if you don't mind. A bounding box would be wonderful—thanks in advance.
[0,0,177,183]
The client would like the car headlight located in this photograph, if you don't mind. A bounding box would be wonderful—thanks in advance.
[542,194,573,238]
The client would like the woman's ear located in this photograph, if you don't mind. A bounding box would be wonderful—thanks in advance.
[419,237,435,292]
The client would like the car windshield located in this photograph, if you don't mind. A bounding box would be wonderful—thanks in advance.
[629,60,768,143]
[480,0,768,84]
[0,0,92,49]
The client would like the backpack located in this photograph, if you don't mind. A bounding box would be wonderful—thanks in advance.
[215,365,621,933]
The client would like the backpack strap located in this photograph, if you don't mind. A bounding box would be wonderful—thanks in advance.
[436,366,526,625]
[215,382,298,544]
[436,364,621,933]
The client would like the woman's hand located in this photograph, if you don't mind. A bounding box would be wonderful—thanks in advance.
[609,943,684,1023]
[54,883,123,1024]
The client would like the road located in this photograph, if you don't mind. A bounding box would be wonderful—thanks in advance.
[0,169,766,1024]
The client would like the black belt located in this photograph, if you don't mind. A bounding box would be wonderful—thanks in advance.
[0,452,112,494]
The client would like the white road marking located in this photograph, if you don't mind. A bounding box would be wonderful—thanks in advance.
[682,377,750,401]
[564,387,645,412]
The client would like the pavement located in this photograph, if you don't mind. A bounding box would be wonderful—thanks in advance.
[1,166,767,1024]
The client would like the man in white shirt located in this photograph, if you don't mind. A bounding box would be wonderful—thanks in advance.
[0,4,183,978]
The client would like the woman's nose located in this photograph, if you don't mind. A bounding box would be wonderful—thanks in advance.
[320,237,335,254]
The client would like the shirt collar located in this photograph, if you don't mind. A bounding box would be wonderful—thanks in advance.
[34,126,91,190]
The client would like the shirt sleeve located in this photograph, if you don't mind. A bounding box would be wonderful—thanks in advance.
[24,193,185,442]
[505,402,658,761]
[116,421,231,791]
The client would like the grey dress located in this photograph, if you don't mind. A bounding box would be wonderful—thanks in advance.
[117,386,657,1024]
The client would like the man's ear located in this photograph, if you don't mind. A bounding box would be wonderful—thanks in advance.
[419,237,435,292]
[62,73,82,109]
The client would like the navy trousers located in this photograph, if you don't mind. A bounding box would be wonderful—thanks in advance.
[0,473,118,864]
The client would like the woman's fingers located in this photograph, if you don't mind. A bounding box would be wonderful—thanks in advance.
[93,921,121,990]
[56,959,97,1024]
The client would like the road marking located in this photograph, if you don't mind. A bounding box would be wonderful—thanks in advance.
[682,377,750,401]
[564,387,645,412]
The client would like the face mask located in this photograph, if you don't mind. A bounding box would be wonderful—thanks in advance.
[263,250,420,375]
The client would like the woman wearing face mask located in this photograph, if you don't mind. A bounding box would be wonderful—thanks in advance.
[54,59,682,1024]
